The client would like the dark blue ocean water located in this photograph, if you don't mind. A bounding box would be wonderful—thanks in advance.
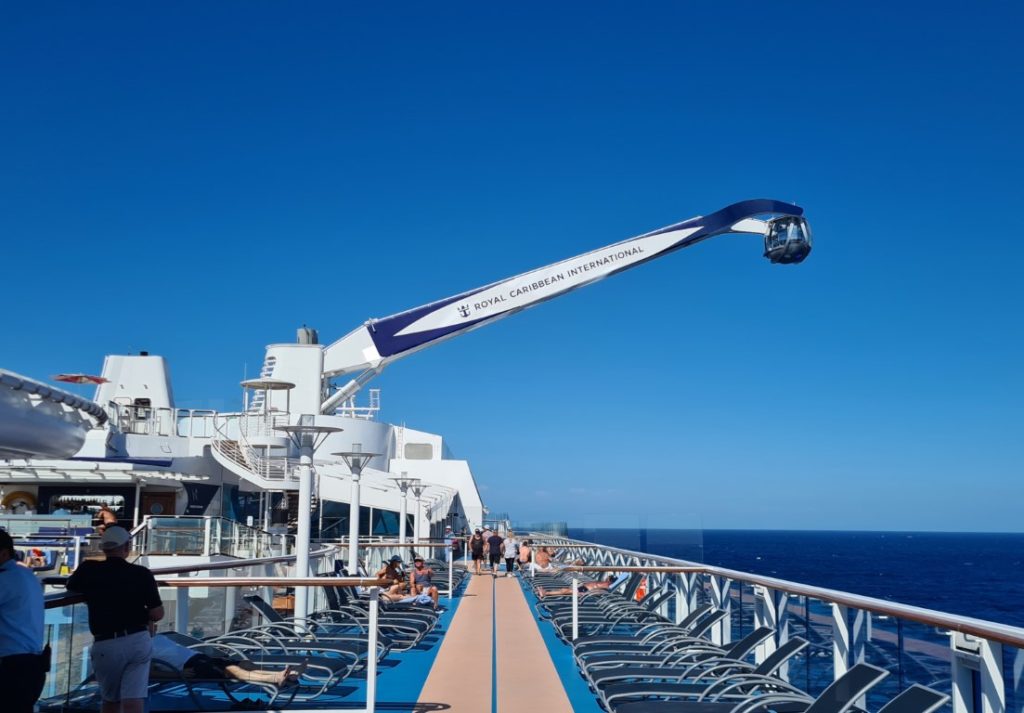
[567,529,1024,628]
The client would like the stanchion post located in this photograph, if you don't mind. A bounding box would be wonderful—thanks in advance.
[572,576,579,641]
[366,586,379,713]
[448,545,453,597]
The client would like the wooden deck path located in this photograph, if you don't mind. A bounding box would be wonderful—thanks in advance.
[417,572,574,712]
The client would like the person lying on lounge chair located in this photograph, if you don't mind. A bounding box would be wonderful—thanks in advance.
[537,575,617,599]
[151,633,306,685]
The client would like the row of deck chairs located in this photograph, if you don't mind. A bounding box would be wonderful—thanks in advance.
[525,568,950,713]
[57,573,448,712]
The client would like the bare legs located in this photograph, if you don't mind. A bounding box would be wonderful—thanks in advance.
[224,661,307,685]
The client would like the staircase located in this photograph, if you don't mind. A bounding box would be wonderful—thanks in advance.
[247,356,277,414]
[210,417,297,490]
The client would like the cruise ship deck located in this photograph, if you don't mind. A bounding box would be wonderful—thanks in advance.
[416,572,586,712]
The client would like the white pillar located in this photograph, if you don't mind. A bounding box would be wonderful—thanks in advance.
[398,490,409,544]
[347,466,362,575]
[832,603,850,680]
[294,446,313,623]
[415,495,423,541]
[572,577,579,641]
[133,480,142,527]
[366,587,380,713]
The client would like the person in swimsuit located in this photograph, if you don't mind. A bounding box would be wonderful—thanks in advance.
[374,556,408,597]
[408,556,438,608]
[537,576,616,599]
[517,540,532,570]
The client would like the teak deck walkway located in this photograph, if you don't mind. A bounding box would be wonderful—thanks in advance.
[418,572,574,712]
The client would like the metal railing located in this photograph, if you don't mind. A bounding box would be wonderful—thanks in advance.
[39,544,348,708]
[210,413,297,482]
[531,534,1023,713]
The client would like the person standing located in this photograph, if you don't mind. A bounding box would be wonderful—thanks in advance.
[486,530,504,576]
[469,529,485,575]
[0,531,47,713]
[501,531,519,577]
[517,540,533,572]
[67,526,164,713]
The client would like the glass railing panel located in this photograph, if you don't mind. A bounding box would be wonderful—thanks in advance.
[1006,644,1023,713]
[798,596,836,697]
[896,619,952,700]
[38,598,87,710]
[855,612,903,711]
[145,516,204,555]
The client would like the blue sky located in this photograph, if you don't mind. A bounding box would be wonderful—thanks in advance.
[2,4,1021,531]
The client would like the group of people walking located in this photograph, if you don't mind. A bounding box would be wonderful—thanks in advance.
[465,527,536,576]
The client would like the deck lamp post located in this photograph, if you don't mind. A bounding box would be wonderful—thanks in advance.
[274,421,342,623]
[409,482,428,542]
[332,444,380,576]
[391,473,420,544]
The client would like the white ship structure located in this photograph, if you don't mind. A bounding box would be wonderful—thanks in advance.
[0,199,811,548]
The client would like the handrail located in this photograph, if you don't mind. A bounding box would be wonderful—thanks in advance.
[159,577,387,587]
[542,536,1024,649]
[43,545,339,609]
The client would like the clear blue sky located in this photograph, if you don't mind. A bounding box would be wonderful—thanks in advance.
[2,4,1021,531]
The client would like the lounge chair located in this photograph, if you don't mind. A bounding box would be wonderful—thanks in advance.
[609,661,888,713]
[595,636,809,710]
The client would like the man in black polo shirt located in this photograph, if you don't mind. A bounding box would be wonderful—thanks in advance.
[67,526,164,713]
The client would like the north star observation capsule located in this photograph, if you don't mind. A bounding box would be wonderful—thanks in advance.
[764,215,813,264]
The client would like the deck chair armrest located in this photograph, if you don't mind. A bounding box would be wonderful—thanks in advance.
[729,690,815,713]
[705,675,805,701]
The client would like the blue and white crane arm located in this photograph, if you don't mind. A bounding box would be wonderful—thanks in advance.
[320,198,811,413]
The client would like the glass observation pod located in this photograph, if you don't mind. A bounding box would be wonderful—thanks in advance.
[764,215,813,264]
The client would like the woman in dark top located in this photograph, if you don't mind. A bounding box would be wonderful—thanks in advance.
[468,530,485,575]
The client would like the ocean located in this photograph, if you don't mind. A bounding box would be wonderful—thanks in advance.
[566,529,1024,628]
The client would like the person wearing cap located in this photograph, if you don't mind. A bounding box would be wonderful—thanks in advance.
[0,530,47,713]
[374,555,408,597]
[408,556,438,608]
[67,525,164,713]
[443,525,460,559]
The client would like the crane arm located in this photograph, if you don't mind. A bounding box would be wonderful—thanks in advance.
[321,198,808,412]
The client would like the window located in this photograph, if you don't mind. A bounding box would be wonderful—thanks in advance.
[404,443,433,460]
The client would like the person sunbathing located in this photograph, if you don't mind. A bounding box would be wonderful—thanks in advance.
[375,555,409,597]
[409,556,439,608]
[536,576,616,599]
[151,633,305,685]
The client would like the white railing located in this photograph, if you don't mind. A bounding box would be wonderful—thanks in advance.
[530,533,1023,713]
[210,413,298,482]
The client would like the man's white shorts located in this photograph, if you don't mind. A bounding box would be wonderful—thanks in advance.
[91,631,152,702]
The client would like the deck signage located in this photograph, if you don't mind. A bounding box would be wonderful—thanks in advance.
[393,227,699,339]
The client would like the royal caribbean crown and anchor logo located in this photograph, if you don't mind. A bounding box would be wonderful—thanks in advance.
[457,304,470,318]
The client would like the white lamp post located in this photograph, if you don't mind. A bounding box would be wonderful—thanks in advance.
[332,444,380,576]
[391,474,419,544]
[274,421,342,624]
[409,482,428,542]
